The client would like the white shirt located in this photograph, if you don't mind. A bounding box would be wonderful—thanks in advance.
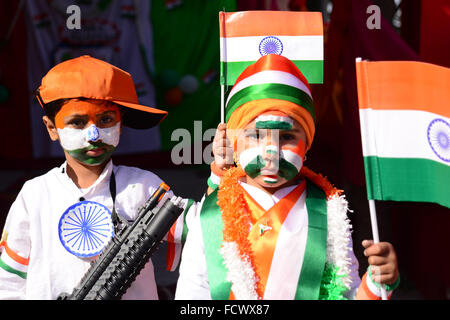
[0,160,179,300]
[175,181,360,300]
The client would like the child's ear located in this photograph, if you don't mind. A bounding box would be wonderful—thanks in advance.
[42,116,59,141]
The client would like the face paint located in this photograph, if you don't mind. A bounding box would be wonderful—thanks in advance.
[279,139,306,180]
[57,123,121,150]
[54,100,122,166]
[255,114,293,130]
[239,147,266,179]
[239,132,306,184]
[57,123,121,166]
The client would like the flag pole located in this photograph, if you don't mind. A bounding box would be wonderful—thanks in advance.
[220,10,227,124]
[356,57,388,300]
[368,199,388,300]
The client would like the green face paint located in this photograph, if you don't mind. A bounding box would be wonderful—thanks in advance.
[66,142,116,166]
[278,158,300,181]
[255,115,293,130]
[239,147,266,178]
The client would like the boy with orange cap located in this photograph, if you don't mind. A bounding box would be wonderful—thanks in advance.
[0,56,191,299]
[176,54,399,300]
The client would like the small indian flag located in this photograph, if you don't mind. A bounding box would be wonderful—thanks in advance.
[356,59,450,208]
[219,11,323,86]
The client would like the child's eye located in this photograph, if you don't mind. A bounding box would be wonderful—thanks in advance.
[281,133,295,141]
[99,116,113,125]
[245,130,259,140]
[68,119,86,128]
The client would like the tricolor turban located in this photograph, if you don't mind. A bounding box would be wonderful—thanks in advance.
[226,54,315,150]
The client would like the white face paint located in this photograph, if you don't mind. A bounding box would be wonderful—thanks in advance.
[57,122,121,151]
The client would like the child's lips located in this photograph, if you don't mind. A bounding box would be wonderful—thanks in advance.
[260,169,278,176]
[85,147,105,157]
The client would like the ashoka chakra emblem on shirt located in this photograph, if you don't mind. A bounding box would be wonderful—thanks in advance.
[427,118,450,162]
[259,36,283,56]
[58,201,114,258]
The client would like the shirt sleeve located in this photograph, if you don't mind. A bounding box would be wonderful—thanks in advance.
[175,197,212,300]
[0,183,32,300]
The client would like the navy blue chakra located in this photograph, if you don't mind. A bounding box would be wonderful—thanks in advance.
[427,118,450,162]
[87,125,100,142]
[59,201,114,258]
[259,36,283,56]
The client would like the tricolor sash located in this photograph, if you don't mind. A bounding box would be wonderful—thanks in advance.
[200,179,327,300]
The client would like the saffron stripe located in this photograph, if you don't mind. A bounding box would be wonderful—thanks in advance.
[219,11,323,37]
[356,60,450,118]
[0,241,29,266]
[263,190,308,299]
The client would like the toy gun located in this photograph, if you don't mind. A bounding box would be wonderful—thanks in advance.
[58,183,183,300]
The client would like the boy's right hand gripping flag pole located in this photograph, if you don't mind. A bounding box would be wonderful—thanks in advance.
[356,57,450,299]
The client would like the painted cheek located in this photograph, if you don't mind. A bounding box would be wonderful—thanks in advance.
[239,147,265,178]
[281,139,306,161]
[278,139,306,180]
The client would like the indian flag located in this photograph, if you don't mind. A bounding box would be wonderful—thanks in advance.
[219,11,323,86]
[356,59,450,208]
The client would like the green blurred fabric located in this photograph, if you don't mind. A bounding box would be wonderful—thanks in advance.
[151,0,236,151]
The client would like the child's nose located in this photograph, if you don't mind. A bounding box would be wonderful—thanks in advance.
[86,124,100,142]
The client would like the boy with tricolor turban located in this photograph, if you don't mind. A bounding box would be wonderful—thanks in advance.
[176,54,399,300]
[0,56,192,299]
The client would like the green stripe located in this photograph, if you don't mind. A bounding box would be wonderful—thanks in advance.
[200,190,231,300]
[181,198,195,244]
[255,120,292,130]
[226,83,315,122]
[364,156,450,208]
[295,181,327,300]
[0,258,27,279]
[221,60,323,85]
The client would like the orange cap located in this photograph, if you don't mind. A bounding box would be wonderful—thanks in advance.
[38,55,167,129]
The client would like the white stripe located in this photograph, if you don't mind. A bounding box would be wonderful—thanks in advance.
[220,242,259,299]
[57,122,121,151]
[227,70,312,106]
[359,109,450,166]
[209,172,221,186]
[220,35,323,62]
[239,147,263,169]
[0,251,28,274]
[280,149,303,171]
[263,190,308,299]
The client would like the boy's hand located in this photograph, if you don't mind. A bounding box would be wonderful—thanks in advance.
[212,123,234,170]
[362,240,399,285]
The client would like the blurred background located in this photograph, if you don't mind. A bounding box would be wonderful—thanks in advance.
[0,0,448,300]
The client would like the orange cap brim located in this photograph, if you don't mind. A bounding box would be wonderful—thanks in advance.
[112,100,168,129]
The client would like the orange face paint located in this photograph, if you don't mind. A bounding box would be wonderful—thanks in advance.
[54,99,121,129]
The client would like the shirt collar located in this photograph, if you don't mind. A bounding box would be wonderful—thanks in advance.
[58,159,114,195]
[239,181,301,211]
